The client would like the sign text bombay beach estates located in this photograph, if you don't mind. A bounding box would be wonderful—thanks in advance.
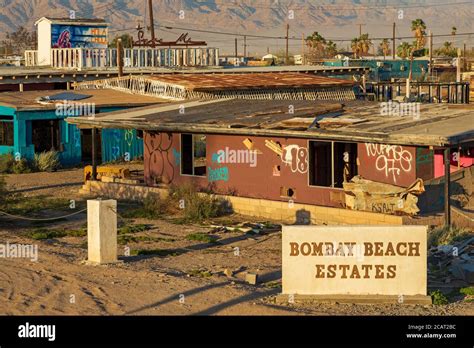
[282,226,427,296]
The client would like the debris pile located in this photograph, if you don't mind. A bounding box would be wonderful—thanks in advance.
[429,237,474,284]
[210,222,281,235]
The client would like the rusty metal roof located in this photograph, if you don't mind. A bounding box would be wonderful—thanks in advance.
[145,73,354,91]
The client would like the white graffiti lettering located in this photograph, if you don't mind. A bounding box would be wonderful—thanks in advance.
[282,145,308,174]
[365,143,412,183]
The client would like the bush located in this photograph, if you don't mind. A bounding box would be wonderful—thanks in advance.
[428,226,473,247]
[0,153,32,174]
[12,158,31,174]
[186,232,218,243]
[123,194,167,219]
[33,151,60,172]
[0,153,14,173]
[170,184,223,222]
[430,290,449,305]
[0,175,7,205]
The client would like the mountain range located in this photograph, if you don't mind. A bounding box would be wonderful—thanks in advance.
[0,0,471,55]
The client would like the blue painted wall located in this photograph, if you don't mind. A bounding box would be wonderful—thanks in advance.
[0,105,144,166]
[101,128,143,163]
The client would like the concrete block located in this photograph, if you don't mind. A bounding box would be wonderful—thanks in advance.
[87,199,118,264]
[245,272,258,285]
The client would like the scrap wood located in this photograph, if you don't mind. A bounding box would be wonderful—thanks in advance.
[265,139,283,156]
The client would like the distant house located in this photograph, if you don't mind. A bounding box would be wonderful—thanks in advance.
[323,58,429,81]
[0,90,166,165]
[35,17,109,66]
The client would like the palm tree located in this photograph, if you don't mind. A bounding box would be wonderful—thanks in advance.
[359,34,372,56]
[326,40,337,57]
[397,42,413,59]
[305,31,327,58]
[380,39,390,59]
[411,18,427,49]
[451,26,457,36]
[351,38,362,58]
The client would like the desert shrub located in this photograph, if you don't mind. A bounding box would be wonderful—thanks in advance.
[0,175,7,205]
[33,151,60,172]
[430,290,449,305]
[460,287,474,296]
[186,232,218,243]
[11,158,31,174]
[0,153,14,173]
[122,193,167,219]
[170,184,224,222]
[428,226,473,247]
[0,153,32,174]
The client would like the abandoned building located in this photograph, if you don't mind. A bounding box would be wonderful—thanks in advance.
[67,99,474,227]
[0,90,167,165]
[73,72,357,101]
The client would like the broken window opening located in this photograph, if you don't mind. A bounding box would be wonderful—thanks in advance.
[31,119,61,153]
[181,133,206,177]
[309,141,358,188]
[0,117,14,146]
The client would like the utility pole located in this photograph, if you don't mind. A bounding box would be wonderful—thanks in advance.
[243,35,247,58]
[235,38,238,58]
[463,42,467,71]
[301,33,305,65]
[117,38,123,77]
[148,0,155,42]
[392,22,396,59]
[428,31,433,75]
[285,23,289,65]
[357,23,365,37]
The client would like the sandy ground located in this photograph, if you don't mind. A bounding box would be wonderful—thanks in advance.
[1,169,473,316]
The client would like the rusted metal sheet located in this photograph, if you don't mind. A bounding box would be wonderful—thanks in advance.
[343,176,425,215]
[146,73,354,91]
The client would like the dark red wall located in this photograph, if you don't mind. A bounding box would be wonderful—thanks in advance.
[144,132,428,206]
[358,143,418,187]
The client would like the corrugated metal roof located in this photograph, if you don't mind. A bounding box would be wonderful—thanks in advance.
[145,73,354,91]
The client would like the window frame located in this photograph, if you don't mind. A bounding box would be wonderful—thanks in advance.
[307,139,358,189]
[0,118,14,147]
[180,133,207,177]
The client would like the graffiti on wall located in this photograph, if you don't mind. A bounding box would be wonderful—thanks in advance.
[145,132,175,184]
[265,140,308,174]
[282,145,308,174]
[124,129,134,147]
[51,24,108,48]
[365,143,413,183]
[208,152,229,182]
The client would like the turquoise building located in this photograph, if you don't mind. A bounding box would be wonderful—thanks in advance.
[0,90,164,165]
[323,58,429,81]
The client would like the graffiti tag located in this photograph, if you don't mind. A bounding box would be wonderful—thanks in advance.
[282,145,308,174]
[365,143,412,183]
[208,166,229,182]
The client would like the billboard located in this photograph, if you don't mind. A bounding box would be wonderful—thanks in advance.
[51,24,108,49]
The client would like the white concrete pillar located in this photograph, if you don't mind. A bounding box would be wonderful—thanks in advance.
[87,199,118,264]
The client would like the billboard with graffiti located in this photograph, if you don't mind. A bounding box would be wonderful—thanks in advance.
[51,24,108,49]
